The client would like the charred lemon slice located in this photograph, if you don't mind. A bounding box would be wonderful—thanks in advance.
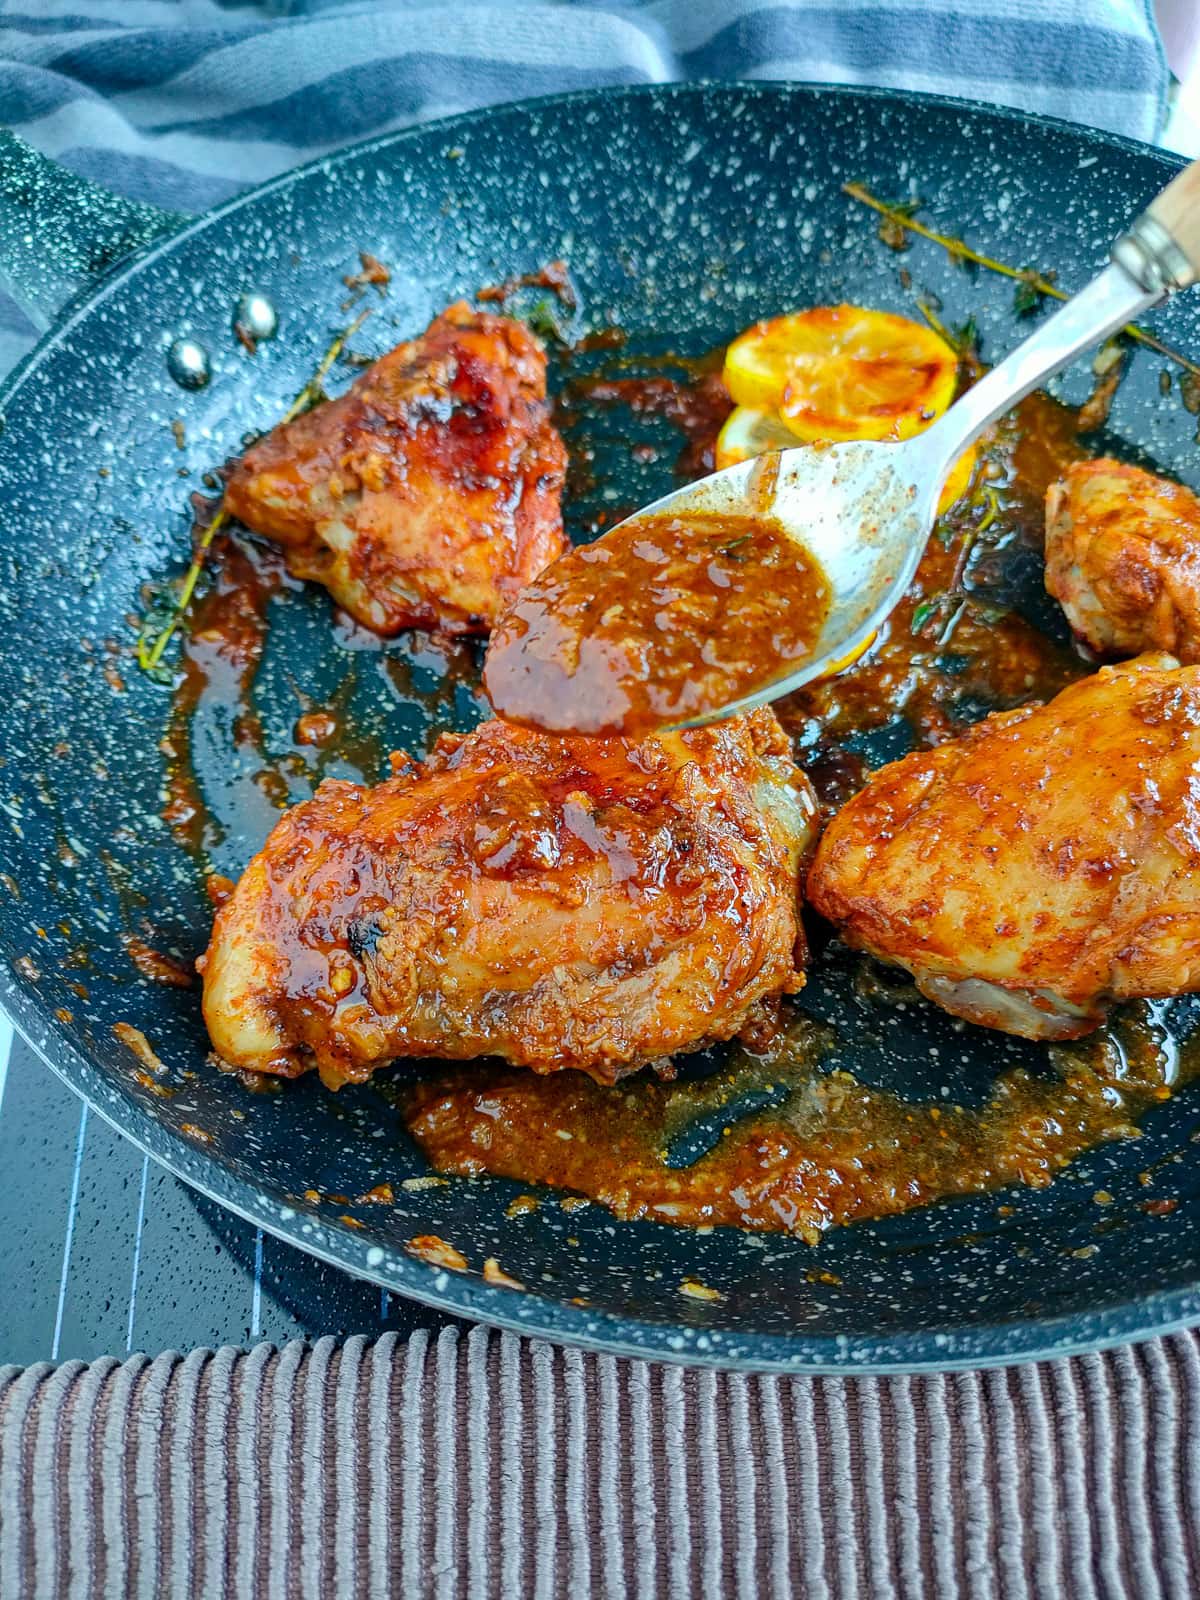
[715,404,977,515]
[724,305,960,444]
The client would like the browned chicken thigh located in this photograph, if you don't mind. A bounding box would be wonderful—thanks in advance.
[223,303,567,634]
[1044,459,1200,661]
[201,709,817,1089]
[808,654,1200,1040]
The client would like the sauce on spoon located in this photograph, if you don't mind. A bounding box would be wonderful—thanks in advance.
[482,509,832,736]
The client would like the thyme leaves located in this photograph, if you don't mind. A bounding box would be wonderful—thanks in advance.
[843,183,1200,379]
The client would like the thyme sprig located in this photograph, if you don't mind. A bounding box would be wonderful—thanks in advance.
[915,300,979,364]
[911,486,1004,645]
[843,183,1200,379]
[137,309,371,677]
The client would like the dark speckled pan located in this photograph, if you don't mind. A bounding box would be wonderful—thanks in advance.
[2,84,1200,1372]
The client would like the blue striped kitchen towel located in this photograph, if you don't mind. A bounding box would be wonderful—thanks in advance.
[0,0,1169,372]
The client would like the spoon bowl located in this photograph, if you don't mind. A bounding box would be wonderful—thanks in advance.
[613,439,935,725]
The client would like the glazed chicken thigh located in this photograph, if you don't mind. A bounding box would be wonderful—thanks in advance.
[808,654,1200,1040]
[224,303,567,634]
[201,709,817,1089]
[1045,459,1200,662]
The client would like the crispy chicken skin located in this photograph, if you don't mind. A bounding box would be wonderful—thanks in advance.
[1045,459,1200,662]
[223,303,567,634]
[808,654,1200,1041]
[200,709,817,1089]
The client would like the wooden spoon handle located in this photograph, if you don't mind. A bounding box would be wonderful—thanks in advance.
[1114,157,1200,291]
[1147,159,1200,283]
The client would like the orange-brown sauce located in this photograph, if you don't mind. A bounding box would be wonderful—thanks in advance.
[560,355,732,482]
[159,513,461,872]
[160,519,290,859]
[122,935,194,988]
[483,509,830,736]
[406,1005,1190,1242]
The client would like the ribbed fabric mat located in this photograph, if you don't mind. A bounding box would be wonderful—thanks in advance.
[3,1327,1200,1598]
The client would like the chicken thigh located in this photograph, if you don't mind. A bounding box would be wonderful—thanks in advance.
[223,303,567,634]
[808,654,1200,1040]
[201,709,817,1089]
[1044,459,1200,662]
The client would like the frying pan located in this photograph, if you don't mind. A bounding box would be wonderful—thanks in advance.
[3,83,1200,1374]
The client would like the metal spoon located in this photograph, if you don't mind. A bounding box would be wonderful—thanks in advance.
[490,158,1200,735]
[686,159,1200,723]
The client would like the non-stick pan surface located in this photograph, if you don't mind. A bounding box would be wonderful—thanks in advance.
[4,84,1200,1372]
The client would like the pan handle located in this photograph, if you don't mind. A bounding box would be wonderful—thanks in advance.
[0,128,184,332]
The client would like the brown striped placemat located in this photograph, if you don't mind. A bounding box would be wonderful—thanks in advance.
[3,1325,1199,1597]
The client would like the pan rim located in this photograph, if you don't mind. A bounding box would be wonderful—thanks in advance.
[0,78,1194,1373]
